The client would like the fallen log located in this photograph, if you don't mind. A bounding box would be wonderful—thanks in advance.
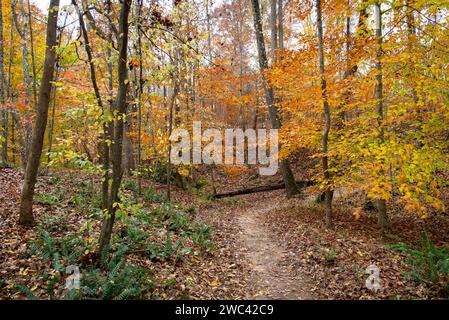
[212,180,315,199]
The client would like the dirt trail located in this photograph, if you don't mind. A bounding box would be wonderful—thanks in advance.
[236,198,313,300]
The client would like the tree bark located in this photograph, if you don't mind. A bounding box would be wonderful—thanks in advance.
[270,0,278,60]
[122,120,135,175]
[374,2,388,230]
[0,0,7,163]
[12,0,32,167]
[250,0,300,198]
[19,0,60,226]
[167,82,179,202]
[46,67,58,170]
[27,0,38,112]
[315,0,333,229]
[98,0,132,257]
[136,0,143,195]
[74,0,113,213]
[278,0,284,51]
[213,180,314,199]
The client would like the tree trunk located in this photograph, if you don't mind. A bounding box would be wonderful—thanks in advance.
[270,0,277,60]
[167,82,179,202]
[12,0,32,167]
[315,0,333,229]
[74,0,112,213]
[7,6,15,164]
[46,67,58,170]
[27,0,37,112]
[136,0,143,195]
[250,0,300,198]
[206,0,212,63]
[374,2,388,230]
[278,0,284,51]
[97,0,132,257]
[122,120,135,175]
[0,0,7,163]
[19,0,60,226]
[103,0,114,213]
[214,180,314,199]
[238,0,245,128]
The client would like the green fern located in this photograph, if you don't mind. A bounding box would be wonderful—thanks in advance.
[15,284,38,300]
[388,231,449,289]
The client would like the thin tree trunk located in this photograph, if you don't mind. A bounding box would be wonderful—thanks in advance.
[167,82,179,202]
[7,6,14,164]
[0,0,7,163]
[278,0,284,51]
[405,0,418,104]
[103,0,113,212]
[19,0,60,226]
[136,0,143,195]
[27,0,37,111]
[315,0,333,228]
[74,0,112,212]
[238,0,245,128]
[122,119,135,175]
[97,0,132,257]
[12,0,32,167]
[11,113,15,164]
[206,0,212,63]
[250,0,299,197]
[374,2,388,230]
[254,79,260,130]
[46,67,58,170]
[270,0,278,60]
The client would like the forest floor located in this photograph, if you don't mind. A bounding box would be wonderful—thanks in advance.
[1,165,449,300]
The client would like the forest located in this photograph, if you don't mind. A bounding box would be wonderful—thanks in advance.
[0,0,448,301]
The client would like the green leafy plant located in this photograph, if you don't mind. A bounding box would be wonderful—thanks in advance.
[122,179,138,192]
[143,188,167,203]
[75,247,153,300]
[147,234,191,261]
[34,192,64,206]
[190,222,215,251]
[47,175,62,185]
[324,249,338,266]
[38,213,68,233]
[388,232,449,294]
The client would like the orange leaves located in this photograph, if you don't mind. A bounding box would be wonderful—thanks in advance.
[223,165,251,179]
[17,103,29,111]
[129,58,141,69]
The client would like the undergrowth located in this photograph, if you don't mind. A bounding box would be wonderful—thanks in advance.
[388,232,449,298]
[13,178,214,300]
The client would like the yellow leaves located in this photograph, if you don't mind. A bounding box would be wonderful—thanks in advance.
[367,184,392,202]
[353,207,362,221]
[429,180,437,189]
[19,267,31,276]
[209,278,220,287]
[178,168,190,177]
